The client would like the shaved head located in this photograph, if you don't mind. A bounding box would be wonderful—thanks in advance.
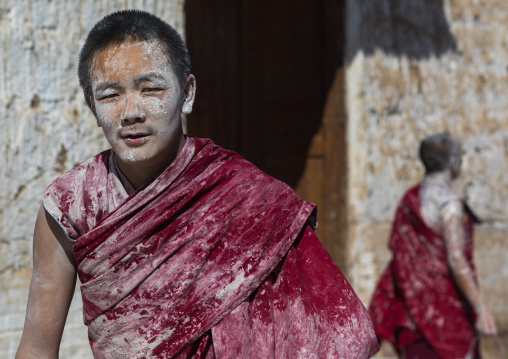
[419,132,461,174]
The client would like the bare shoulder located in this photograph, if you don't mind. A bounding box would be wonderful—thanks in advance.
[440,199,464,222]
[35,205,76,267]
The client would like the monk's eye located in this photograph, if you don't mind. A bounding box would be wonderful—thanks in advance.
[98,93,119,101]
[142,88,164,93]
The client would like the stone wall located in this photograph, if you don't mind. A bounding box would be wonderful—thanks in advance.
[0,1,184,358]
[346,0,508,357]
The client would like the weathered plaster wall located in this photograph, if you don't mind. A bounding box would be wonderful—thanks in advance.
[0,1,184,357]
[346,0,508,357]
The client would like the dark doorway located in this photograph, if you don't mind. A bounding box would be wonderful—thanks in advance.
[185,1,347,268]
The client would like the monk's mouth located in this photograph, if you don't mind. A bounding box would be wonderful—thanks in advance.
[124,134,148,139]
[122,133,150,145]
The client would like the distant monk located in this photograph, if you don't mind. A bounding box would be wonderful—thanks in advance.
[16,10,379,359]
[369,132,497,359]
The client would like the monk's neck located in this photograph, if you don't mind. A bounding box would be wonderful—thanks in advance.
[424,170,453,188]
[116,136,186,190]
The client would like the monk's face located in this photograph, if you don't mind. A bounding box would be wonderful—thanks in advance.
[90,39,194,172]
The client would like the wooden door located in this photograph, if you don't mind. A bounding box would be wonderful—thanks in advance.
[185,0,347,269]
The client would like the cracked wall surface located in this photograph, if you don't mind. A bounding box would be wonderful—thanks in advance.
[0,1,184,357]
[346,0,508,357]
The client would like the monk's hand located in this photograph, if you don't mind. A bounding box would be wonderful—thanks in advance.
[475,304,497,336]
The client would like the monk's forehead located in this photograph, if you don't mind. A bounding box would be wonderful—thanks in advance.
[90,39,173,79]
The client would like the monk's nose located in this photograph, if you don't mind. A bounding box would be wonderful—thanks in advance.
[121,94,145,125]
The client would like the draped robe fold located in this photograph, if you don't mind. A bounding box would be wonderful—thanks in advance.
[369,186,479,359]
[43,136,379,358]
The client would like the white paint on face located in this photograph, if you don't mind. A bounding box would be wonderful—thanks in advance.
[90,40,187,177]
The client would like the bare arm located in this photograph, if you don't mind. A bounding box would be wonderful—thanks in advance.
[16,205,78,359]
[441,200,497,336]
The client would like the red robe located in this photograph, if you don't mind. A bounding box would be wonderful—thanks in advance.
[44,136,379,358]
[369,186,479,359]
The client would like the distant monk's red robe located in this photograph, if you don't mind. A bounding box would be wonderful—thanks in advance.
[369,186,479,359]
[43,136,379,358]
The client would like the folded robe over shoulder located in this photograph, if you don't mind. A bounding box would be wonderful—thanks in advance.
[43,136,379,358]
[369,186,479,359]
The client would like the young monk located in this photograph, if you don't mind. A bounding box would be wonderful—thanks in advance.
[369,133,497,359]
[16,10,379,358]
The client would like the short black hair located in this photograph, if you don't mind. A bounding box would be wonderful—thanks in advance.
[78,10,191,105]
[419,132,460,173]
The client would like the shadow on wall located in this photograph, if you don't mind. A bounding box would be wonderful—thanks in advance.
[349,0,457,60]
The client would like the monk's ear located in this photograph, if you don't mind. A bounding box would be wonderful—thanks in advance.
[182,74,196,115]
[84,94,100,126]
